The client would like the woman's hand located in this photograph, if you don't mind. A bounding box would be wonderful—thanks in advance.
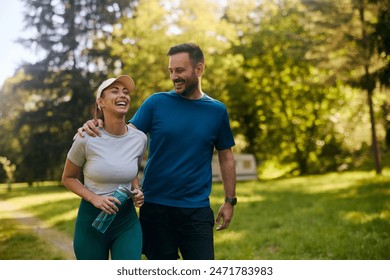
[132,188,144,207]
[89,194,120,214]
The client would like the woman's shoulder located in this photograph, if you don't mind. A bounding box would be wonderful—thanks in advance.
[127,125,147,140]
[73,133,89,144]
[73,127,103,144]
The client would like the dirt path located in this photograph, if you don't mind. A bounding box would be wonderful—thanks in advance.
[0,199,75,260]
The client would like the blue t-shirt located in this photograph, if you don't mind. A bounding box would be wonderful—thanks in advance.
[129,91,235,208]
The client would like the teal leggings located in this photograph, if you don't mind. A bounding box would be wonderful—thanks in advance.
[73,199,142,260]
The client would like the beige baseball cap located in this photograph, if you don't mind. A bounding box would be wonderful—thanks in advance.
[96,75,135,100]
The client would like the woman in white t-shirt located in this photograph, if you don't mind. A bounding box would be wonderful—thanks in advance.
[62,75,147,260]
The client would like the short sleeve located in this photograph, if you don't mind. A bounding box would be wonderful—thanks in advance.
[215,109,235,150]
[67,134,87,167]
[129,96,154,134]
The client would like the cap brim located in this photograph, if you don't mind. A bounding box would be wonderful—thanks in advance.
[96,75,135,100]
[114,75,135,93]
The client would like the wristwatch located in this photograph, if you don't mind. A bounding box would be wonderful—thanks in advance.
[225,197,237,206]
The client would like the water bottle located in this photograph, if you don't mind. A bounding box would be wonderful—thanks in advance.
[92,185,133,233]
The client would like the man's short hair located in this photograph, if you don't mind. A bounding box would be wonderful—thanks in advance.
[167,43,205,67]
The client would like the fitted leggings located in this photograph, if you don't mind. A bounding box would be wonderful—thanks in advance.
[73,198,142,260]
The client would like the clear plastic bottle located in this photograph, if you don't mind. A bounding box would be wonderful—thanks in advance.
[92,185,133,233]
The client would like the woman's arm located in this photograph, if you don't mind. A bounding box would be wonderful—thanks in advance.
[61,159,120,214]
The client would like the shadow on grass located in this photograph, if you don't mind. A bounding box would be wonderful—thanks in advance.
[1,185,80,236]
[22,197,80,236]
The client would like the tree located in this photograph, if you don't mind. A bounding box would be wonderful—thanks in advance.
[355,0,382,174]
[0,156,16,191]
[111,0,239,110]
[11,0,136,182]
[225,0,349,175]
[0,72,32,183]
[372,0,390,150]
[2,0,388,182]
[110,0,174,112]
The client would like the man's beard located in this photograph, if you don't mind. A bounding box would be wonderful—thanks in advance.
[174,72,198,97]
[180,82,198,97]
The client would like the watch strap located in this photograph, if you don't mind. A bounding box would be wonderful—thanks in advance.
[225,197,237,206]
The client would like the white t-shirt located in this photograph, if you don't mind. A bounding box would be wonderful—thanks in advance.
[67,126,147,196]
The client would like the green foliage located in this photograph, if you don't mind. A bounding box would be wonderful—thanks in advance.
[226,0,351,174]
[111,0,239,111]
[0,0,390,180]
[1,0,138,182]
[110,0,174,112]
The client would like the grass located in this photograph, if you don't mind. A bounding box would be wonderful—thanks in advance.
[0,218,67,260]
[211,171,390,259]
[0,171,389,260]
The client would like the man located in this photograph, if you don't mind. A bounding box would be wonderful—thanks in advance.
[81,43,236,260]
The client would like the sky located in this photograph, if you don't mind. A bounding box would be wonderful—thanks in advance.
[0,1,38,87]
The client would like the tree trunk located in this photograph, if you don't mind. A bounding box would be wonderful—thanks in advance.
[367,83,382,174]
[359,1,382,175]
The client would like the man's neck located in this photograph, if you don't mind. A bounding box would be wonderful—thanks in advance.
[179,86,204,100]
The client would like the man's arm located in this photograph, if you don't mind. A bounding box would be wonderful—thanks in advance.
[131,176,144,208]
[76,120,137,138]
[215,148,236,231]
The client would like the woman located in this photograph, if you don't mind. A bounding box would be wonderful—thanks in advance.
[62,75,147,260]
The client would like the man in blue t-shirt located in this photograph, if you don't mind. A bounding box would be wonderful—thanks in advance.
[80,43,236,260]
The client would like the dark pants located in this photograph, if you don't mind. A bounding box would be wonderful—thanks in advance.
[140,202,215,260]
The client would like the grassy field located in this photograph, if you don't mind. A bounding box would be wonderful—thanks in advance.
[0,171,389,260]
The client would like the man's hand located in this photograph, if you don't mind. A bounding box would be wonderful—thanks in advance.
[132,188,144,207]
[215,202,234,231]
[77,119,104,137]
